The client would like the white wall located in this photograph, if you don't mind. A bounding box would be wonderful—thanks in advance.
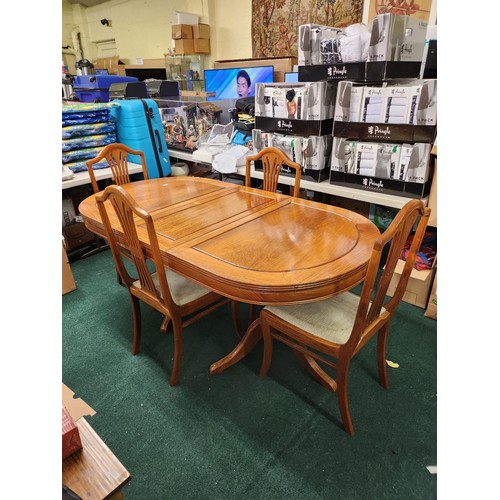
[62,0,252,71]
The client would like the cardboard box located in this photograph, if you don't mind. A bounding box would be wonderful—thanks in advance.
[192,23,210,39]
[62,384,96,460]
[174,38,194,55]
[427,149,437,227]
[62,406,82,459]
[62,242,76,295]
[172,24,193,39]
[194,38,210,54]
[424,269,437,319]
[93,56,125,76]
[386,259,435,308]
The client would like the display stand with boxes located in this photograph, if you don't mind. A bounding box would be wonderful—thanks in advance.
[251,81,337,182]
[296,14,436,201]
[329,78,437,200]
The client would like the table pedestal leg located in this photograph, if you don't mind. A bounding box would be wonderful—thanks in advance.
[210,318,262,375]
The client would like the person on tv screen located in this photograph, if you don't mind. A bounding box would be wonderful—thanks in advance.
[236,70,251,98]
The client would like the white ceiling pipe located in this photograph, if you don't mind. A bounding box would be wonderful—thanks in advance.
[62,27,83,61]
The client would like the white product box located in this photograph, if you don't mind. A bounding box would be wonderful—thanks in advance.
[272,88,288,119]
[406,84,422,124]
[400,17,428,62]
[251,129,272,153]
[349,85,364,122]
[334,81,352,122]
[256,82,335,121]
[355,142,378,176]
[303,135,332,171]
[342,23,372,62]
[271,133,304,165]
[338,30,366,63]
[375,143,402,179]
[397,144,414,181]
[405,143,432,183]
[331,137,356,173]
[298,24,321,65]
[416,79,437,126]
[368,14,406,62]
[304,81,336,120]
[172,11,199,25]
[317,27,344,64]
[254,83,270,117]
[361,86,387,123]
[255,84,287,118]
[384,85,413,124]
[284,87,307,119]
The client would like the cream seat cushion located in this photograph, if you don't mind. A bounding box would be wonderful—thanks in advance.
[264,292,362,345]
[133,270,211,306]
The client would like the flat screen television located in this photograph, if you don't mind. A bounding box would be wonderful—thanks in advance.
[204,65,274,100]
[284,71,299,83]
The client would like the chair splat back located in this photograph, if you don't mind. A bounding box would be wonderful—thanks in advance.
[96,185,171,308]
[87,143,149,194]
[245,147,302,197]
[349,199,431,351]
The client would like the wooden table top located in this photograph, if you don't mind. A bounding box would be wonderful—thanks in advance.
[62,418,131,499]
[79,177,380,305]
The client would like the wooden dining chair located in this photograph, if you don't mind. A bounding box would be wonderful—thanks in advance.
[87,143,149,284]
[245,146,302,197]
[95,184,230,386]
[259,199,431,436]
[235,146,304,335]
[86,142,149,195]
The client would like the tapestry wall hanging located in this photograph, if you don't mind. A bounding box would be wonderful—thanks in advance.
[367,0,432,23]
[251,0,364,58]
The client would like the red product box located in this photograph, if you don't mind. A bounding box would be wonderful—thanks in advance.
[62,405,83,459]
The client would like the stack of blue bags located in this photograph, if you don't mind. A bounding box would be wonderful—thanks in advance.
[62,102,119,173]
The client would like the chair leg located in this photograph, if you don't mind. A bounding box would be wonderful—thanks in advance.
[259,318,273,379]
[130,295,141,355]
[169,319,183,386]
[337,359,355,436]
[160,316,171,334]
[293,351,337,393]
[377,324,390,389]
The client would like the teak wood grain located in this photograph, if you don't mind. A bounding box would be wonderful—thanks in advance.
[62,417,131,499]
[79,177,380,305]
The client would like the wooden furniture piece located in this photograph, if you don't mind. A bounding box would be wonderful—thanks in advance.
[245,146,302,198]
[87,143,149,284]
[62,163,143,190]
[258,199,431,436]
[213,56,297,82]
[95,184,230,386]
[86,143,148,195]
[79,177,380,377]
[240,146,303,333]
[62,417,131,499]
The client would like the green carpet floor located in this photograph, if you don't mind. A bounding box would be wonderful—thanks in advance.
[62,249,437,499]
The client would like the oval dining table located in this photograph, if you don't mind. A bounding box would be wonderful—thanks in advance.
[79,176,380,376]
